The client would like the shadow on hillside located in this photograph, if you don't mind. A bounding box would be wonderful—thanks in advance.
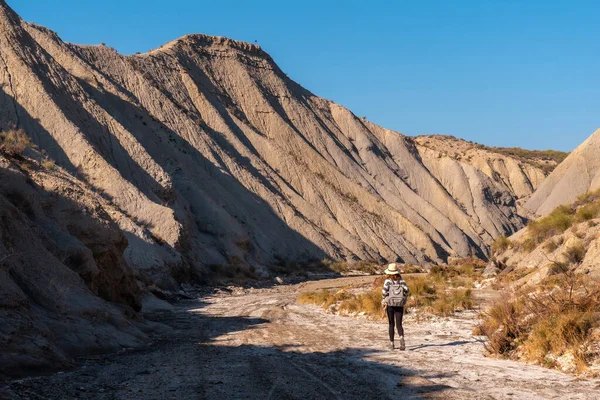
[0,87,76,171]
[73,77,329,263]
[0,166,142,311]
[2,75,330,276]
[7,299,457,399]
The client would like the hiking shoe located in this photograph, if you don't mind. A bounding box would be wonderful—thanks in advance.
[399,337,406,351]
[389,341,395,350]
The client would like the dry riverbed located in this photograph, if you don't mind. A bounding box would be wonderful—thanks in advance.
[3,276,600,399]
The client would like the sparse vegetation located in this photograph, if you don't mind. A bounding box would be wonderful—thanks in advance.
[416,135,568,174]
[0,128,33,157]
[41,158,55,170]
[517,189,600,253]
[483,147,568,173]
[481,230,599,376]
[491,235,512,254]
[299,264,479,318]
[479,273,600,374]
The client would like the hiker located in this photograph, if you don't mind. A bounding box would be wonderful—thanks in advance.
[381,263,410,350]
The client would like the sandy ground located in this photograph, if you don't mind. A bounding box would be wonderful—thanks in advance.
[3,276,600,399]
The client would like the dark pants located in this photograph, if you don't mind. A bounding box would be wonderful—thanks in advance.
[386,306,404,341]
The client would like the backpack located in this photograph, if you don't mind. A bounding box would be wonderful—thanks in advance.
[387,280,407,307]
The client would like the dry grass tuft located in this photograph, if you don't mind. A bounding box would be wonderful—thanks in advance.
[491,235,512,254]
[563,242,587,265]
[41,158,55,170]
[479,273,600,374]
[300,264,478,318]
[0,128,33,156]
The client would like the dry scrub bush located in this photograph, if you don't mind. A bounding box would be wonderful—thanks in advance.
[338,290,382,315]
[0,128,32,156]
[41,159,55,170]
[491,236,512,254]
[480,272,600,374]
[563,242,587,265]
[431,289,473,316]
[300,265,477,318]
[298,288,381,317]
[543,237,562,252]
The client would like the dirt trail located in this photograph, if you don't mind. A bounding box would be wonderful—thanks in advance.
[4,276,600,399]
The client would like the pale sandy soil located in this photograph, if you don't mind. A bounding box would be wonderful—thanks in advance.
[4,276,600,399]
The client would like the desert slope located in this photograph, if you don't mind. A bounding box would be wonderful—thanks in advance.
[0,0,560,379]
[0,154,149,380]
[526,129,600,216]
[0,0,546,287]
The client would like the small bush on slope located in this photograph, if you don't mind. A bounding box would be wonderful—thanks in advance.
[479,272,600,375]
[491,235,512,254]
[41,158,55,170]
[526,205,575,245]
[0,128,32,156]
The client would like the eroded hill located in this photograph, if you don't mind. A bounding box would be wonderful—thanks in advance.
[0,0,565,378]
[0,1,554,286]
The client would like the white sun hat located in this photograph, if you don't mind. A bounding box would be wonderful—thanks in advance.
[384,263,400,275]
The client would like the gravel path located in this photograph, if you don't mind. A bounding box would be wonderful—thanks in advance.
[4,276,600,399]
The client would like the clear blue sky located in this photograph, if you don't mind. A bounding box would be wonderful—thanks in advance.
[10,0,600,151]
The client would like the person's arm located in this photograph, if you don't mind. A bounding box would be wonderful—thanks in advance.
[400,279,410,295]
[382,279,390,299]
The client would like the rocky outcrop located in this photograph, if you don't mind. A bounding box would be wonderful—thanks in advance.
[526,129,600,216]
[0,155,148,380]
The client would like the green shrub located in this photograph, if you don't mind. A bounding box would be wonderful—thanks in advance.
[526,205,575,249]
[575,203,600,221]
